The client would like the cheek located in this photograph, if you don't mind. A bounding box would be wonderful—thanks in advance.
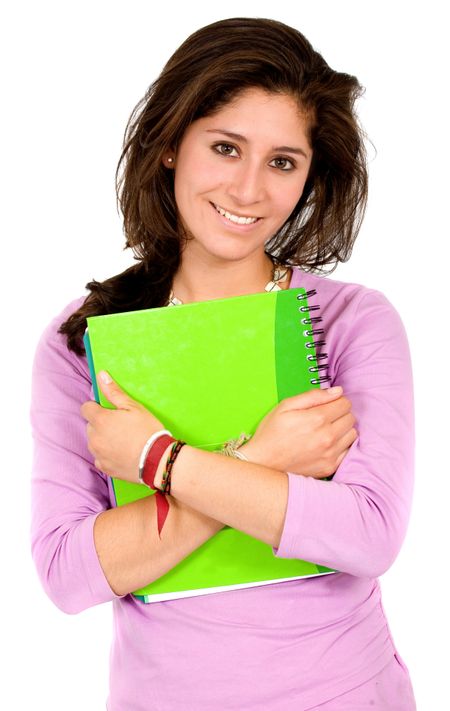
[275,181,306,218]
[196,159,225,195]
[175,154,221,197]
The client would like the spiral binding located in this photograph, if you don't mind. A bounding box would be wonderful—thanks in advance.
[297,289,331,385]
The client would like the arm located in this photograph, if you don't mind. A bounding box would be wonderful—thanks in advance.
[268,288,415,577]
[30,305,225,612]
[154,446,290,548]
[84,380,352,596]
[92,494,224,597]
[89,394,354,595]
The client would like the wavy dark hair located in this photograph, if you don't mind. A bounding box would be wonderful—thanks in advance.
[59,16,368,355]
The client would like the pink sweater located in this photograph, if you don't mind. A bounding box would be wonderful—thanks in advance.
[30,267,415,710]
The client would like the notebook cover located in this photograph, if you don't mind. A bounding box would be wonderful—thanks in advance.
[84,287,335,602]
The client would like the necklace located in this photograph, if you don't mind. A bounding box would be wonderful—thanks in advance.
[167,261,291,306]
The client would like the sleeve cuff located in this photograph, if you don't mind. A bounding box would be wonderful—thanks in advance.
[78,512,126,605]
[272,472,305,558]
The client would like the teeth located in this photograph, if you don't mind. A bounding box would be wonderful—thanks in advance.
[214,203,259,225]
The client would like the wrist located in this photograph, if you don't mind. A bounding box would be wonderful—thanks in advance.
[139,430,174,486]
[220,433,252,461]
[141,435,187,539]
[238,439,259,464]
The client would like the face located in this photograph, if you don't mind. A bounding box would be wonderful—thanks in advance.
[170,87,313,266]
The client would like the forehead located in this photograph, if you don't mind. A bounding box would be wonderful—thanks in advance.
[209,87,303,121]
[192,88,311,145]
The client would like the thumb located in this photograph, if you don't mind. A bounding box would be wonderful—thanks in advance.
[97,370,133,410]
[280,385,343,411]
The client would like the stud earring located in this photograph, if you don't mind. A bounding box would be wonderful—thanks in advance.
[167,157,174,164]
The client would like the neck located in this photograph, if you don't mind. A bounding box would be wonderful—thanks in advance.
[171,251,286,303]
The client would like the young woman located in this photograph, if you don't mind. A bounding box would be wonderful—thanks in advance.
[30,17,416,710]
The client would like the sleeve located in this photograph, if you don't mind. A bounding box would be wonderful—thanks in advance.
[30,305,125,613]
[272,288,415,578]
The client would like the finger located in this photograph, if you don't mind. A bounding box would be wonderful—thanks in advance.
[330,412,357,440]
[316,396,353,423]
[97,371,133,410]
[335,448,349,469]
[80,400,102,421]
[333,432,358,471]
[335,427,359,458]
[280,386,344,412]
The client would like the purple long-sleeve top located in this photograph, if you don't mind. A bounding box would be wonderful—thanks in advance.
[30,266,415,710]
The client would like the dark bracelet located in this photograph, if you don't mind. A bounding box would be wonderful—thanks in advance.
[161,440,186,495]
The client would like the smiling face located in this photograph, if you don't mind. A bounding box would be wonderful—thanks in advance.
[171,87,313,268]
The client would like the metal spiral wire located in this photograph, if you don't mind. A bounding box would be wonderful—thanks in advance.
[297,290,331,385]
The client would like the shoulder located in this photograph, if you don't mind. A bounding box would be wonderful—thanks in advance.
[290,265,387,305]
[32,294,90,380]
[290,267,411,378]
[290,266,404,327]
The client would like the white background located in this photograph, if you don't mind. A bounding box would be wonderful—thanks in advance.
[2,1,448,708]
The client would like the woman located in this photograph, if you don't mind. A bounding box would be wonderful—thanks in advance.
[30,17,416,710]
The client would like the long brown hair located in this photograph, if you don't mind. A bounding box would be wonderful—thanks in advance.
[59,17,368,355]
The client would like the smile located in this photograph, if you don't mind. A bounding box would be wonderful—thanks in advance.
[212,203,260,225]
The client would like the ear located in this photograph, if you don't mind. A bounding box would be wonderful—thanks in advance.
[163,154,175,168]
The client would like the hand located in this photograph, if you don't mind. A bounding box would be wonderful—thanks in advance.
[240,386,357,478]
[80,371,165,483]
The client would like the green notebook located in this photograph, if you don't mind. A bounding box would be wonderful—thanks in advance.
[84,286,335,603]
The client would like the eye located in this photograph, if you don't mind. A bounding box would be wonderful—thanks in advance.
[212,143,296,171]
[270,157,295,171]
[212,143,239,157]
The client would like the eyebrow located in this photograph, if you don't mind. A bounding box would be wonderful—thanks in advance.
[205,129,309,159]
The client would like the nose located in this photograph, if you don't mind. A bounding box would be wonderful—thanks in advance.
[226,159,267,207]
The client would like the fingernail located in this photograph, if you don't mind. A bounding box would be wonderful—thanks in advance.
[99,370,112,384]
[327,386,342,394]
